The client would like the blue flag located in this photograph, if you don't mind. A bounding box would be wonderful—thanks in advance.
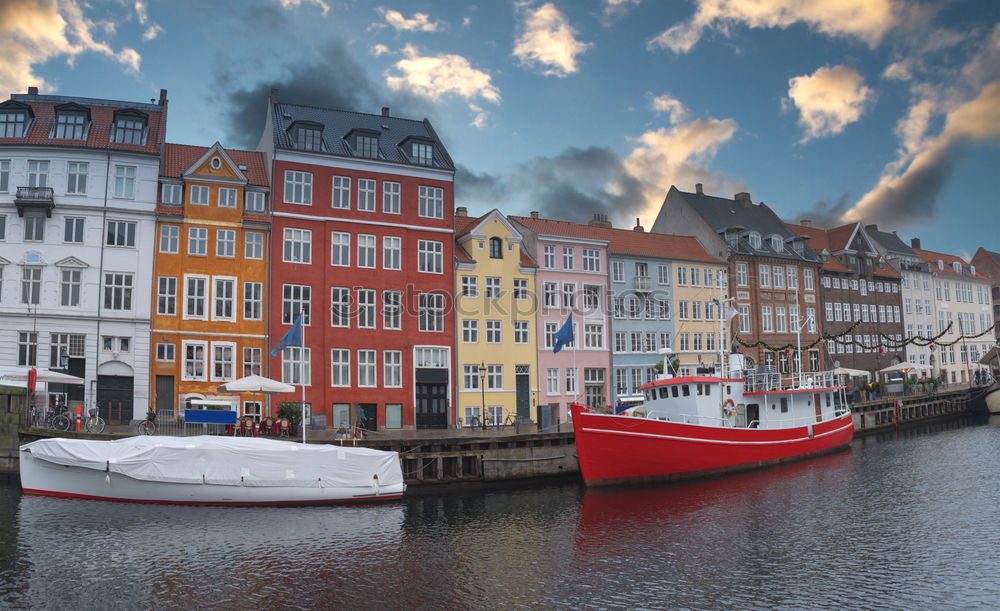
[552,313,574,353]
[270,312,304,356]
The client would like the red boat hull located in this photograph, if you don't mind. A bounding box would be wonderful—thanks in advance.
[570,404,855,486]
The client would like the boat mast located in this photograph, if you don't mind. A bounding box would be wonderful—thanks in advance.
[718,268,727,380]
[795,282,802,388]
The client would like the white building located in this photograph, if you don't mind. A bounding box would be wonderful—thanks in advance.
[0,88,167,423]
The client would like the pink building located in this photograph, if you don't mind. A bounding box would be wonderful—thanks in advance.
[511,215,612,425]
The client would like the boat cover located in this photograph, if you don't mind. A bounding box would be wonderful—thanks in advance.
[20,436,403,489]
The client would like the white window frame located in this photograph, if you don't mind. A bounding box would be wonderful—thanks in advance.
[243,281,262,321]
[357,233,377,269]
[332,175,351,209]
[282,227,312,264]
[190,184,210,206]
[383,236,401,270]
[182,341,208,381]
[159,225,179,253]
[418,240,443,274]
[331,231,350,267]
[183,274,209,320]
[216,229,236,258]
[382,181,401,214]
[218,187,237,208]
[188,227,208,255]
[418,185,444,219]
[331,348,350,387]
[284,170,313,205]
[210,341,236,382]
[245,231,264,259]
[357,178,377,212]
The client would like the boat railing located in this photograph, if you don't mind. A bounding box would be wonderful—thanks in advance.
[647,407,850,429]
[743,370,839,393]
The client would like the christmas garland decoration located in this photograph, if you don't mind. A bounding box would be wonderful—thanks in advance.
[734,321,996,353]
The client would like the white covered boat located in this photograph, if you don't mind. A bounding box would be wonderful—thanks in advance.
[19,435,405,505]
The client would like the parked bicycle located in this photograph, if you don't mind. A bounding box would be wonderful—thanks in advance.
[85,408,105,434]
[32,406,73,431]
[136,410,156,435]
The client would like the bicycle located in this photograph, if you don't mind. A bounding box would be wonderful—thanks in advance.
[136,410,156,435]
[85,408,105,434]
[42,407,72,431]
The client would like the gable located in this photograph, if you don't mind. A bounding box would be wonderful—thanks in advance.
[183,142,246,183]
[54,256,89,268]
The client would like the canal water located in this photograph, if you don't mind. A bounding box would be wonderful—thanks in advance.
[3,415,999,609]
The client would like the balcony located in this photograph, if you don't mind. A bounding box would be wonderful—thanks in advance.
[15,186,55,217]
[634,276,651,292]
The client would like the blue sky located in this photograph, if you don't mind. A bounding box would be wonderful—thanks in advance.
[4,0,999,258]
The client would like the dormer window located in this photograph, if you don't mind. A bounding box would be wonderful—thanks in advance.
[489,237,502,259]
[952,261,962,274]
[52,103,90,140]
[748,231,762,250]
[970,265,976,276]
[356,134,378,158]
[290,122,324,152]
[725,232,737,247]
[111,109,147,145]
[938,259,944,270]
[411,142,433,165]
[792,239,804,254]
[0,101,32,138]
[770,235,783,252]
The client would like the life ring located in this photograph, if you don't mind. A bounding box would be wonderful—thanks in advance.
[723,398,735,407]
[722,398,736,416]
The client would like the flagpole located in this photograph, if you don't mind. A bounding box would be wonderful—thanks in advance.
[301,309,307,444]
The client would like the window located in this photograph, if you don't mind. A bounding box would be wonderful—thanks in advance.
[691,268,701,286]
[418,185,444,218]
[490,237,503,259]
[465,365,481,390]
[486,320,502,343]
[161,183,182,205]
[544,322,558,349]
[383,290,401,330]
[583,249,600,271]
[112,113,146,144]
[418,240,443,273]
[677,266,687,285]
[776,307,787,332]
[245,191,266,212]
[242,347,262,377]
[462,319,479,343]
[357,178,376,212]
[383,181,400,214]
[771,235,783,252]
[331,349,350,387]
[332,176,351,209]
[103,272,133,311]
[0,160,8,192]
[547,368,559,395]
[583,285,600,311]
[384,350,402,387]
[188,227,207,255]
[759,264,771,287]
[461,276,478,298]
[383,236,401,270]
[412,142,434,165]
[184,275,207,319]
[216,229,236,257]
[106,220,136,247]
[281,347,311,386]
[24,215,44,241]
[543,282,558,308]
[1,110,28,138]
[211,343,236,381]
[486,277,501,299]
[294,125,323,151]
[155,225,178,253]
[157,276,176,315]
[61,217,84,243]
[218,187,237,208]
[27,160,48,187]
[773,265,784,289]
[355,134,378,158]
[804,268,814,290]
[357,289,376,329]
[611,260,625,282]
[358,350,377,387]
[514,321,529,344]
[658,264,671,285]
[53,111,86,139]
[544,246,556,268]
[66,162,88,194]
[330,287,350,327]
[60,269,81,306]
[243,281,262,320]
[331,232,350,266]
[562,283,576,309]
[761,305,773,332]
[487,364,503,390]
[419,293,444,331]
[283,228,312,263]
[113,166,135,199]
[585,324,604,349]
[739,305,750,333]
[566,368,577,395]
[245,231,264,259]
[748,231,762,249]
[284,170,312,205]
[156,343,175,362]
[562,247,574,270]
[282,284,311,324]
[358,233,376,268]
[513,278,528,300]
[18,332,37,366]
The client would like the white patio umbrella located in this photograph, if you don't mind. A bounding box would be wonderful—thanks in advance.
[0,367,85,385]
[216,374,295,418]
[879,362,933,375]
[834,367,870,380]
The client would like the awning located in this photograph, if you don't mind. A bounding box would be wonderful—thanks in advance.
[834,367,870,379]
[0,367,85,386]
[189,399,237,408]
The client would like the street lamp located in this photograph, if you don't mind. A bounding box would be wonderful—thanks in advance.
[478,361,487,430]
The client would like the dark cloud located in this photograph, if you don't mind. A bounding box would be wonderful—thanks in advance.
[796,192,853,228]
[456,146,647,228]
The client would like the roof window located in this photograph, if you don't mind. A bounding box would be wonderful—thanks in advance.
[355,134,378,158]
[411,141,434,165]
[747,231,762,250]
[289,122,324,152]
[111,109,148,145]
[52,103,90,140]
[770,235,783,253]
[0,101,32,138]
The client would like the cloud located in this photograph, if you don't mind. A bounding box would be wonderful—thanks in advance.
[784,65,873,142]
[0,0,142,93]
[142,24,162,41]
[513,2,590,77]
[370,43,390,56]
[377,8,441,32]
[276,0,329,16]
[650,94,688,124]
[385,44,500,104]
[134,0,148,24]
[602,0,640,18]
[882,60,912,81]
[649,0,898,53]
[468,103,487,128]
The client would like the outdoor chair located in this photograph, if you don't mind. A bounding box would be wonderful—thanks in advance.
[279,418,290,437]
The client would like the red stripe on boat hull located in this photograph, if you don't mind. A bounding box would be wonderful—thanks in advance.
[570,405,854,486]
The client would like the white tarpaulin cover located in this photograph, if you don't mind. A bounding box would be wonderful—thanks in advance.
[21,435,403,489]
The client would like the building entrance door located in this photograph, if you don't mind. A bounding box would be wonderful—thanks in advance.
[515,366,531,422]
[156,375,174,414]
[415,368,448,429]
[97,375,134,425]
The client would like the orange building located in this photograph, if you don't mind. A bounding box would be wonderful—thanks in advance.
[151,143,270,418]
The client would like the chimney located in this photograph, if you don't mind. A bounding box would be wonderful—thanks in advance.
[695,183,703,195]
[800,219,812,228]
[633,217,644,232]
[381,106,390,117]
[734,192,752,207]
[456,206,467,217]
[27,86,38,96]
[911,237,921,250]
[158,89,168,105]
[530,211,540,219]
[589,213,612,228]
[269,88,279,103]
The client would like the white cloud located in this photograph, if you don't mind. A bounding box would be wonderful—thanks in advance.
[649,0,899,53]
[276,0,329,16]
[462,16,471,28]
[385,44,500,104]
[784,66,873,142]
[370,44,390,56]
[142,24,162,41]
[603,0,640,17]
[883,60,912,81]
[134,1,148,24]
[468,103,488,128]
[650,94,688,124]
[377,8,441,32]
[0,0,142,93]
[513,2,590,77]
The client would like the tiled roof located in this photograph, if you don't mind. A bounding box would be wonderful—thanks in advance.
[865,227,915,256]
[825,223,858,252]
[1,93,166,154]
[977,248,1000,267]
[510,215,723,264]
[873,257,901,279]
[913,248,991,281]
[162,143,269,186]
[786,223,852,273]
[453,214,482,236]
[452,212,537,267]
[271,101,454,171]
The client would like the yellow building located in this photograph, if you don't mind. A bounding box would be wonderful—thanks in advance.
[454,209,539,426]
[671,259,730,376]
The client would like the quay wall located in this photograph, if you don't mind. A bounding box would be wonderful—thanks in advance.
[851,390,972,435]
[0,413,16,479]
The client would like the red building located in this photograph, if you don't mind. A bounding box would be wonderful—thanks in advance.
[258,91,456,430]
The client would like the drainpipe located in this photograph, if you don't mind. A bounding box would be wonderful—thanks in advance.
[94,148,111,414]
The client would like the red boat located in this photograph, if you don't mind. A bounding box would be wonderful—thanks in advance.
[571,353,855,486]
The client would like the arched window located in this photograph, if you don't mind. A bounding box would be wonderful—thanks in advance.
[489,237,503,259]
[771,235,783,252]
[748,231,762,249]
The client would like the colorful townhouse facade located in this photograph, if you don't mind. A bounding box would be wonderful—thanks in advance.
[969,248,1000,341]
[453,209,539,426]
[788,221,904,374]
[652,186,825,374]
[913,243,994,384]
[0,87,167,423]
[510,214,611,425]
[258,93,456,430]
[151,143,270,417]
